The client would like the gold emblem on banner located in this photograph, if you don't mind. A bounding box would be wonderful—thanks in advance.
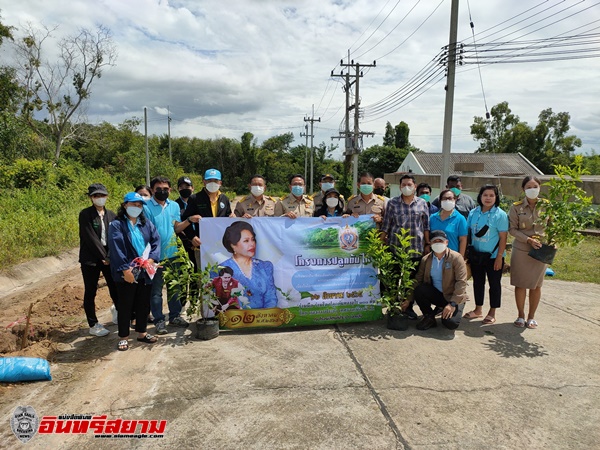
[220,308,295,329]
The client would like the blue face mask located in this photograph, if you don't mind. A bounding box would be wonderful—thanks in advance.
[291,185,304,197]
[450,187,461,197]
[126,206,143,218]
[359,184,374,195]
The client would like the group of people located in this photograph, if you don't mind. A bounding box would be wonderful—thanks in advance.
[79,168,548,351]
[381,173,547,332]
[79,174,210,351]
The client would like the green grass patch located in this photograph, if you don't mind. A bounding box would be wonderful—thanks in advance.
[0,162,135,270]
[549,235,600,283]
[507,235,600,284]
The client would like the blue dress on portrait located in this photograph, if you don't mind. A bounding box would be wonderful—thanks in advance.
[220,257,278,309]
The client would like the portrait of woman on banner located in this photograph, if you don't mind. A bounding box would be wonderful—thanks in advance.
[220,221,278,309]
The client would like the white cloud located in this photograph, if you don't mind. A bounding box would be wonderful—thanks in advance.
[1,0,598,158]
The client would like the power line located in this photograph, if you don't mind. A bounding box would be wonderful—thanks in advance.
[353,0,423,60]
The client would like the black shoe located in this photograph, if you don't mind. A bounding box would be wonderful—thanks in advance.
[416,315,437,330]
[432,306,444,317]
[405,308,419,320]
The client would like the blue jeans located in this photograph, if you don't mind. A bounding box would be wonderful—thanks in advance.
[150,258,182,322]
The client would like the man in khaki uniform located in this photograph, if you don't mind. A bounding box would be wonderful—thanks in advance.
[345,172,386,227]
[312,173,345,210]
[234,174,276,218]
[274,174,314,218]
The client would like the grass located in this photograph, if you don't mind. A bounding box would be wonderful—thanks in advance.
[548,235,600,283]
[0,176,134,270]
[506,235,600,284]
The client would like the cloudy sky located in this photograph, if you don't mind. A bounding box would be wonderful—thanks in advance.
[1,0,599,159]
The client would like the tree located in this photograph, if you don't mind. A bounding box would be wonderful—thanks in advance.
[240,131,261,179]
[582,150,600,175]
[470,101,523,154]
[394,121,410,149]
[532,108,581,172]
[358,145,409,178]
[14,24,117,161]
[383,121,395,147]
[470,102,582,174]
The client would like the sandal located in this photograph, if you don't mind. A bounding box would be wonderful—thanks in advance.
[513,318,526,328]
[117,339,129,351]
[463,310,483,319]
[482,315,496,324]
[526,319,538,329]
[137,333,158,344]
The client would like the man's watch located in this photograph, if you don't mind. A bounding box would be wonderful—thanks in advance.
[449,301,458,308]
[187,217,192,224]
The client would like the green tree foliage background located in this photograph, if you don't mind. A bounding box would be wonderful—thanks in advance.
[470,101,589,175]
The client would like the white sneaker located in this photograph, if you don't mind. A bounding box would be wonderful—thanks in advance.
[110,305,118,325]
[89,323,110,337]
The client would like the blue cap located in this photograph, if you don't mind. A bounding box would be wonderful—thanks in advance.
[204,168,222,181]
[123,192,147,204]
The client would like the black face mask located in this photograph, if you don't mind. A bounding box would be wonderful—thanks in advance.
[179,189,192,199]
[373,188,385,196]
[154,189,169,201]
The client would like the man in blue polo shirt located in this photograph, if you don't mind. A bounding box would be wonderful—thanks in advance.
[144,176,196,334]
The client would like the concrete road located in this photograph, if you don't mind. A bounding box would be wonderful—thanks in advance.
[2,277,600,449]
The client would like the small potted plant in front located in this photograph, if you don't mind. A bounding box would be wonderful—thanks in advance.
[365,228,419,331]
[164,239,220,340]
[529,156,596,265]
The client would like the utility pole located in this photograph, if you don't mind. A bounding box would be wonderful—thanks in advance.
[304,105,320,194]
[144,107,150,186]
[300,123,309,182]
[441,0,460,189]
[331,56,376,195]
[167,105,172,162]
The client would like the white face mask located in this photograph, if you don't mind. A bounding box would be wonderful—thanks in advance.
[441,200,455,211]
[326,197,339,208]
[126,206,143,218]
[141,195,151,201]
[431,242,447,254]
[321,182,334,191]
[251,186,264,197]
[205,182,220,193]
[525,187,540,200]
[401,186,414,196]
[92,197,107,207]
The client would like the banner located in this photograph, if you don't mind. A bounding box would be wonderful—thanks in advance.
[199,216,382,329]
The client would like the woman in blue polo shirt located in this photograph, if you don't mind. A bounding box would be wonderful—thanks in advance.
[464,185,508,324]
[429,189,468,257]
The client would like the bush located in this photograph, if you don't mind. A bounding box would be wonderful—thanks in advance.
[0,160,133,270]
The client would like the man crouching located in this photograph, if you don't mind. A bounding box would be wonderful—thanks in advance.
[412,230,469,331]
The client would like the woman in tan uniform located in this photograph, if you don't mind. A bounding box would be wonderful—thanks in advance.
[508,176,547,329]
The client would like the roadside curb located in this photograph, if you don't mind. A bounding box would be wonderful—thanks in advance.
[0,249,79,298]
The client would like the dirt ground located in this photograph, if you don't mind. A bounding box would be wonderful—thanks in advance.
[0,266,113,359]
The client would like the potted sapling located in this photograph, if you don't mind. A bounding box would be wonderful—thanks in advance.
[529,156,597,265]
[364,228,419,331]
